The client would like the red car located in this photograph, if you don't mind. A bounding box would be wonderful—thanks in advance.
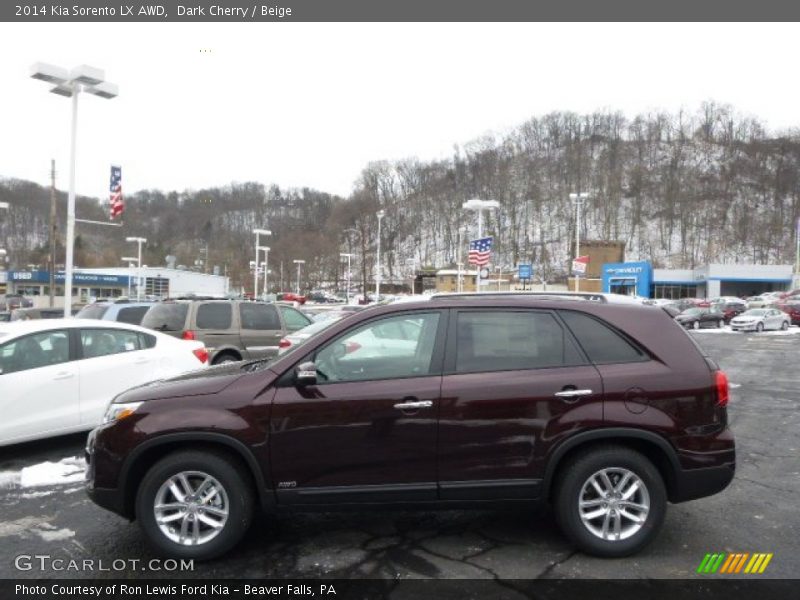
[278,292,307,304]
[778,300,800,325]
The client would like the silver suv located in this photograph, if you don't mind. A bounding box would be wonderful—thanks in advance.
[140,300,311,364]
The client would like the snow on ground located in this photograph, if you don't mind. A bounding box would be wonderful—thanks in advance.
[0,456,86,490]
[691,326,800,335]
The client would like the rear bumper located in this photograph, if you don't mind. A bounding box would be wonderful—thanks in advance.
[670,462,735,502]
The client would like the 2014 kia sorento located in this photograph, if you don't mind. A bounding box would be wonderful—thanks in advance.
[86,294,735,560]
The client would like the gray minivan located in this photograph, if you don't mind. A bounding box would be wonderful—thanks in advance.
[140,300,311,364]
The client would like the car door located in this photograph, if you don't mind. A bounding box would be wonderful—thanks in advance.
[768,308,783,329]
[438,309,603,500]
[239,302,283,359]
[0,328,79,444]
[194,302,239,359]
[270,310,446,504]
[76,327,154,427]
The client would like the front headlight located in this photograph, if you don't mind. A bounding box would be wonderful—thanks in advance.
[103,401,143,424]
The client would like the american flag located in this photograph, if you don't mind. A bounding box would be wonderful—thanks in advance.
[468,236,493,266]
[109,165,123,219]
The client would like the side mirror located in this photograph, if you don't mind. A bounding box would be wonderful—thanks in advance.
[295,361,317,386]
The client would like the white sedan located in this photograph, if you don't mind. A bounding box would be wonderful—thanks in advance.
[730,308,790,332]
[0,319,209,446]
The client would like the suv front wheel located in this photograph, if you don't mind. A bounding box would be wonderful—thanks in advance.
[554,445,666,557]
[135,450,254,560]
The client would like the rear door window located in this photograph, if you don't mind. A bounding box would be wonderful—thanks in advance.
[454,310,584,373]
[196,303,233,330]
[559,310,647,364]
[141,303,188,332]
[80,329,143,358]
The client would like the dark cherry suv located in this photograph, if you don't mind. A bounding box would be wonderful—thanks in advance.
[86,295,735,560]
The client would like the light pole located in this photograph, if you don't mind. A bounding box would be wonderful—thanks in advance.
[340,253,354,303]
[569,192,590,292]
[406,258,417,295]
[266,251,272,299]
[30,63,118,317]
[462,199,499,292]
[293,259,305,295]
[253,229,271,300]
[0,202,7,272]
[125,237,147,301]
[375,210,385,301]
[121,256,139,298]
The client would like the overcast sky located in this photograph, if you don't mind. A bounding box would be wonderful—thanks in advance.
[1,22,798,199]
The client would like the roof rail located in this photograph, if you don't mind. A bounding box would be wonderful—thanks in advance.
[429,291,609,303]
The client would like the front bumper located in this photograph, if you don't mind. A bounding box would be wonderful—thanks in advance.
[730,322,758,331]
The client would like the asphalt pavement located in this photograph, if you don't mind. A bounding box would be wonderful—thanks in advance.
[1,329,798,580]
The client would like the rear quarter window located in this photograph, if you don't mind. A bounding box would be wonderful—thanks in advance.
[559,310,648,364]
[76,305,110,320]
[116,306,150,325]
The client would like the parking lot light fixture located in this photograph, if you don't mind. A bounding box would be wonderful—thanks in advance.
[569,192,590,292]
[125,237,147,301]
[30,62,118,316]
[293,259,306,295]
[376,210,385,301]
[260,246,271,299]
[253,229,271,300]
[340,253,354,303]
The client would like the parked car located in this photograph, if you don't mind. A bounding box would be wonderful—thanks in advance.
[778,300,800,325]
[730,308,790,332]
[711,301,747,323]
[674,307,726,329]
[76,300,157,325]
[747,292,782,309]
[0,294,33,311]
[140,300,312,364]
[10,307,68,320]
[0,312,10,322]
[0,319,208,446]
[277,292,306,304]
[87,294,734,560]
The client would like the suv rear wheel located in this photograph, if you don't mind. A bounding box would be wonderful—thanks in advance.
[135,450,254,560]
[554,445,666,557]
[212,352,240,365]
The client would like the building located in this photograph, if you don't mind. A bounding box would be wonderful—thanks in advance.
[568,240,626,292]
[7,266,229,305]
[601,261,795,299]
[435,269,513,293]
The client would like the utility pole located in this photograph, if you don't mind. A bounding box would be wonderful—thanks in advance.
[49,159,57,308]
[570,192,589,292]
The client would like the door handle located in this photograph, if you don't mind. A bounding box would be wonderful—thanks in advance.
[393,400,433,410]
[53,371,75,381]
[554,389,593,399]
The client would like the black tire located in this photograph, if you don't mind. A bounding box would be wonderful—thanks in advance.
[756,322,764,333]
[717,320,724,328]
[212,352,240,365]
[553,445,667,558]
[781,321,789,331]
[135,450,254,560]
[692,320,700,330]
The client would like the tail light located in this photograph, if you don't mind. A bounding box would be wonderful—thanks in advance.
[279,338,291,349]
[182,330,196,340]
[193,347,209,364]
[345,341,362,354]
[714,370,729,407]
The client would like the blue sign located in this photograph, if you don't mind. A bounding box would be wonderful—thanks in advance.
[601,261,652,298]
[518,264,532,280]
[10,270,129,286]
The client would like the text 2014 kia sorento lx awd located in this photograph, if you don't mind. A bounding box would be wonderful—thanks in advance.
[86,295,735,559]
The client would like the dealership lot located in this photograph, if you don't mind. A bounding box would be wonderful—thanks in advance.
[0,330,797,580]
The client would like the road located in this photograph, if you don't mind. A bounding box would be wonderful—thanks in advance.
[1,329,798,579]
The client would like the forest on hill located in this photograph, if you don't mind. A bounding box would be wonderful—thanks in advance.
[1,102,798,291]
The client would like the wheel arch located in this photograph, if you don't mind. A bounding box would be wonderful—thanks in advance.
[543,428,681,503]
[119,432,273,519]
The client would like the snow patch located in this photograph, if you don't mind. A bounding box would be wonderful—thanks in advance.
[17,456,86,488]
[37,528,75,541]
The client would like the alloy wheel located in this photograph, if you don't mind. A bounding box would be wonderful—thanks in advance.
[578,468,650,541]
[153,471,229,546]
